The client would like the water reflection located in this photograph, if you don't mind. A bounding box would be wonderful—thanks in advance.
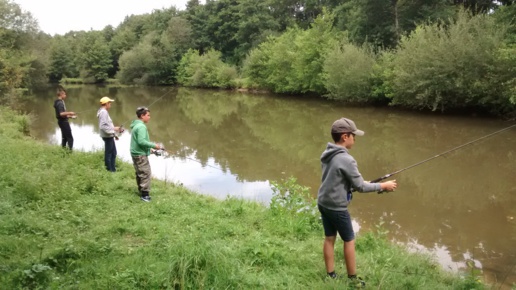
[48,123,273,203]
[24,86,516,288]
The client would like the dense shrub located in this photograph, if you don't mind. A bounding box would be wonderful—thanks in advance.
[323,42,377,102]
[382,10,516,114]
[242,11,339,94]
[177,49,238,88]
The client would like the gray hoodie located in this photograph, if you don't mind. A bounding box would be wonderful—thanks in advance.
[97,108,115,138]
[317,142,381,211]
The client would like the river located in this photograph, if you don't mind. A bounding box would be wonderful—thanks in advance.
[21,86,516,288]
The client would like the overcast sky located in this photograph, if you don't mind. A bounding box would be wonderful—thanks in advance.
[14,0,190,35]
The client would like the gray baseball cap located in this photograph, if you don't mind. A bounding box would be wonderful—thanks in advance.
[331,118,365,136]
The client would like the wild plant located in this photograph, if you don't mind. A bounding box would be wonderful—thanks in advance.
[269,177,320,238]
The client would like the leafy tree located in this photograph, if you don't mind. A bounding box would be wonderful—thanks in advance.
[383,10,516,114]
[161,17,193,53]
[267,0,341,30]
[77,32,112,83]
[0,0,38,49]
[117,15,193,86]
[0,0,45,98]
[48,36,77,82]
[334,0,455,49]
[23,32,51,89]
[202,0,241,63]
[185,0,212,55]
[232,0,280,63]
[116,37,154,85]
[453,0,496,13]
[142,7,180,34]
[185,0,281,64]
[323,41,377,102]
[177,49,237,88]
[243,11,338,94]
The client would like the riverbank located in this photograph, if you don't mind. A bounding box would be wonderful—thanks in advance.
[0,107,486,289]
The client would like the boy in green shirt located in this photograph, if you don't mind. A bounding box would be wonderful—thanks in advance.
[130,107,162,202]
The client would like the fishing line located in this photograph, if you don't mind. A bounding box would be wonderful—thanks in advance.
[370,123,516,184]
[153,149,226,171]
[120,87,176,128]
[74,108,98,114]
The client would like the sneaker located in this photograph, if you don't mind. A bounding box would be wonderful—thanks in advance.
[327,272,338,279]
[140,196,151,202]
[348,275,366,288]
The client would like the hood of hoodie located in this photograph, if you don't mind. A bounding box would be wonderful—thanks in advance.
[96,107,105,117]
[130,119,143,129]
[320,142,347,164]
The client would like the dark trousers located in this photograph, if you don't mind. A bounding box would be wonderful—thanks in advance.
[57,119,73,150]
[102,137,117,172]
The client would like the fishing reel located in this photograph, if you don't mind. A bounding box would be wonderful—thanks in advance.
[152,143,168,157]
[114,125,125,140]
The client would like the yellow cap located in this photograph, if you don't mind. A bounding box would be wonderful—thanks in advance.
[100,97,115,104]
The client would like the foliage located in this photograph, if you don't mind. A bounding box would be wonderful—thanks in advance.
[77,32,113,83]
[269,177,319,239]
[186,0,281,64]
[0,0,46,95]
[323,41,378,102]
[116,35,156,85]
[48,36,78,82]
[242,11,339,94]
[382,10,516,114]
[177,49,238,88]
[334,0,455,49]
[2,0,516,116]
[116,16,193,85]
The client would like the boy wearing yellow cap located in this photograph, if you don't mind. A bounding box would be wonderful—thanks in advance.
[97,96,123,172]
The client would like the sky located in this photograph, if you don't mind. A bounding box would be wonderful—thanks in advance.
[14,0,190,35]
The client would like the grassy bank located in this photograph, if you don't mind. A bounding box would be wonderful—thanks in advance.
[0,107,485,289]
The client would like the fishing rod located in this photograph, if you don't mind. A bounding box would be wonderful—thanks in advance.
[152,147,225,171]
[370,123,516,189]
[120,88,176,128]
[110,88,176,138]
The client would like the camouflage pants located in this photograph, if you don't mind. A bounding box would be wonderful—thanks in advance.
[132,155,151,195]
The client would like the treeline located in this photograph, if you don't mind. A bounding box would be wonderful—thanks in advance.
[1,0,516,115]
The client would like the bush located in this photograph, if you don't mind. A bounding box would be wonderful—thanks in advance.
[323,42,377,102]
[383,10,516,114]
[269,177,320,238]
[242,11,339,94]
[177,49,238,88]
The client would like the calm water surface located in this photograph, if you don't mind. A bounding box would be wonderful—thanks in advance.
[22,86,516,288]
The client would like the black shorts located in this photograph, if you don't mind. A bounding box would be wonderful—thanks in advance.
[318,204,355,242]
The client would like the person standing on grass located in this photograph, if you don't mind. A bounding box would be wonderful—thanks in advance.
[317,117,397,287]
[97,96,123,172]
[130,107,162,202]
[53,86,76,150]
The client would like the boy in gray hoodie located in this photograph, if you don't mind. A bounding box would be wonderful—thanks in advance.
[318,117,397,286]
[97,97,123,172]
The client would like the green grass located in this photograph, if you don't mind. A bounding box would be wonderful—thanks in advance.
[0,107,487,289]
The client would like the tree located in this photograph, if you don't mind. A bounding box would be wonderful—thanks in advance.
[0,0,45,97]
[77,32,112,83]
[383,10,516,114]
[48,36,77,82]
[334,0,455,49]
[232,0,280,63]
